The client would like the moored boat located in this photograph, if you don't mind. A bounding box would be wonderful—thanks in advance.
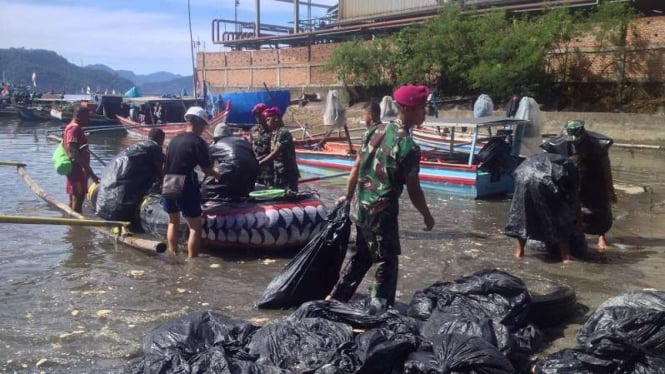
[296,116,532,199]
[139,193,328,252]
[16,105,52,122]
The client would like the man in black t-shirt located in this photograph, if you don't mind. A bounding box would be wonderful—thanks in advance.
[161,106,221,257]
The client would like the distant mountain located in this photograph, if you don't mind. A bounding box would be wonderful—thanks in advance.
[85,65,182,85]
[138,76,194,96]
[0,48,134,93]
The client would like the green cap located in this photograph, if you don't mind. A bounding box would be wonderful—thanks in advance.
[564,120,585,140]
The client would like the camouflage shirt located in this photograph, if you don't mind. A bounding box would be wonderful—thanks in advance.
[352,119,421,231]
[271,128,300,190]
[251,123,274,186]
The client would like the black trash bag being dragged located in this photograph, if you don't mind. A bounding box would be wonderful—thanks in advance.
[403,333,514,374]
[95,140,163,221]
[246,317,353,372]
[257,203,351,309]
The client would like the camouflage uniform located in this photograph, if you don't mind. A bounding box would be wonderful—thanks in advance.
[271,127,300,192]
[251,123,274,187]
[330,119,421,307]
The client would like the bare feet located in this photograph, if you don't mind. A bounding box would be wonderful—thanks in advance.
[597,235,608,253]
[514,239,526,258]
[324,295,333,301]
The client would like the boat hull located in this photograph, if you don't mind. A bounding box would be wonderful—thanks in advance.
[140,193,328,252]
[296,144,514,199]
[51,108,118,127]
[16,106,51,122]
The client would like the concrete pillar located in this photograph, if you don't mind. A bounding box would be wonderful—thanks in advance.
[255,0,261,38]
[293,0,299,33]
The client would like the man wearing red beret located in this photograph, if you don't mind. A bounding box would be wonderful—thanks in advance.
[250,102,274,187]
[326,85,435,313]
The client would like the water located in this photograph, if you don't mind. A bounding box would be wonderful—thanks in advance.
[0,116,664,372]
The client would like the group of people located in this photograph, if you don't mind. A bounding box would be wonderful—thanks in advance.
[61,84,616,315]
[506,120,616,263]
[62,101,302,259]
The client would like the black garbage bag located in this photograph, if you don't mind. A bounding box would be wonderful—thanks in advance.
[288,299,421,336]
[408,269,531,330]
[124,311,260,374]
[535,333,665,374]
[476,137,518,177]
[246,317,353,371]
[577,291,665,355]
[95,140,163,221]
[504,152,586,257]
[403,333,514,374]
[315,327,420,374]
[257,203,351,309]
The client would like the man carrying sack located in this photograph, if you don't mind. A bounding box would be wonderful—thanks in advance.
[161,106,220,258]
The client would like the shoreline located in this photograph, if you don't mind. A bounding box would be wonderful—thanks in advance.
[286,103,665,146]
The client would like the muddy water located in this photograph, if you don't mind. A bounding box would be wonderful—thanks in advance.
[0,117,663,372]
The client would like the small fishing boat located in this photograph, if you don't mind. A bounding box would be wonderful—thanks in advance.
[296,116,533,199]
[50,95,124,127]
[116,97,228,140]
[139,192,328,252]
[213,89,291,129]
[16,105,52,122]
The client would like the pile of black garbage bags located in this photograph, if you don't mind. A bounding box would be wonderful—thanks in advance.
[125,269,542,373]
[125,204,665,373]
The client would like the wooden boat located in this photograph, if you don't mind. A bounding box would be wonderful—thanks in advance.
[116,97,229,140]
[16,105,52,122]
[50,95,124,127]
[139,193,328,252]
[295,117,532,199]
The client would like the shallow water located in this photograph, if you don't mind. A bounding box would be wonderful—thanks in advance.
[0,117,663,372]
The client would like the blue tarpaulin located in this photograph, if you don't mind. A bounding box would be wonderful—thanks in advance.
[223,89,290,127]
[124,86,141,98]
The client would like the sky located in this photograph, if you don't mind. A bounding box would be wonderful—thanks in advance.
[0,0,337,76]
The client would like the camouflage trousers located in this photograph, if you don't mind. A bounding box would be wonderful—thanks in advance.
[329,224,401,307]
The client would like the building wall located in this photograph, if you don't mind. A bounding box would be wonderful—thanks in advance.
[197,16,665,90]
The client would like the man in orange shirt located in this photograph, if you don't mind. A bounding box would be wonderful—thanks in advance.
[63,104,99,212]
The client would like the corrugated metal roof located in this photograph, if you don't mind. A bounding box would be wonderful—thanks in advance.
[339,0,440,21]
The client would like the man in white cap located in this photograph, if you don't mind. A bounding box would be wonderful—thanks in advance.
[161,106,220,257]
[202,123,259,199]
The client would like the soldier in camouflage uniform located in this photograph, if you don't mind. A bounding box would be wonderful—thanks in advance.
[327,85,435,313]
[258,107,300,192]
[250,103,274,187]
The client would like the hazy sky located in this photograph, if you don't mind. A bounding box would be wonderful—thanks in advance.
[0,0,336,76]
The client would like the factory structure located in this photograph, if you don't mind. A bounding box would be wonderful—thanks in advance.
[194,0,665,91]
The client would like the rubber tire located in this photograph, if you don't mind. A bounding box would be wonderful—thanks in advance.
[524,277,577,328]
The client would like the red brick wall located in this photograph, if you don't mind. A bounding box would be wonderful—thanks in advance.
[199,16,665,89]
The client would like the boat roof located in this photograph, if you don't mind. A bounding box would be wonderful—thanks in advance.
[421,116,531,129]
[122,96,192,104]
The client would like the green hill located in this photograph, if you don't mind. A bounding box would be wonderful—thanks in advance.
[0,48,134,94]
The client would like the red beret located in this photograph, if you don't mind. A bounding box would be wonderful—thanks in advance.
[393,85,429,107]
[252,103,267,114]
[262,106,281,117]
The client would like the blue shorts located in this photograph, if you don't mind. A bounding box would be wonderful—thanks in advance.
[161,181,202,218]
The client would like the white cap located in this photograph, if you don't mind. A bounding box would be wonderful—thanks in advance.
[184,106,208,125]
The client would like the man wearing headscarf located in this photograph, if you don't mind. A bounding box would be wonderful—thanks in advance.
[326,85,435,314]
[249,103,274,187]
[258,107,300,193]
[203,123,259,199]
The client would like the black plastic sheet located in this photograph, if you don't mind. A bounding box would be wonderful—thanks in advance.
[257,203,351,309]
[504,152,584,255]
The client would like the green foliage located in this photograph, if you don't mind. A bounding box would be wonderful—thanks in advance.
[322,2,642,105]
[0,48,134,93]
